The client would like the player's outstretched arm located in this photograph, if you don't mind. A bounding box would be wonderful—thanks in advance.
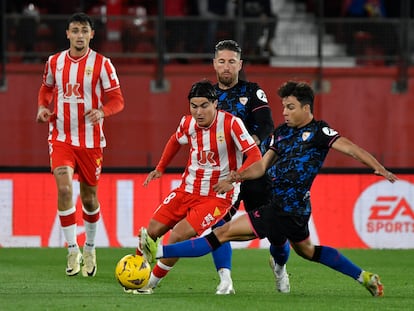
[332,136,398,183]
[234,149,277,182]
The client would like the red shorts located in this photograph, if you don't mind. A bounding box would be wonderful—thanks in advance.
[153,189,231,235]
[49,141,103,186]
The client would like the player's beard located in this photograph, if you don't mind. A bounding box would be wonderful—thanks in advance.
[75,45,86,52]
[218,73,235,88]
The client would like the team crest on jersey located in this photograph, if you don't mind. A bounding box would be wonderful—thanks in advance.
[256,89,268,103]
[85,66,93,76]
[302,132,311,141]
[322,127,338,136]
[239,97,248,105]
[216,131,225,143]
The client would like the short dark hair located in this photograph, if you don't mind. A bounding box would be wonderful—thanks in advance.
[188,80,218,102]
[67,12,94,30]
[277,81,315,112]
[215,40,242,56]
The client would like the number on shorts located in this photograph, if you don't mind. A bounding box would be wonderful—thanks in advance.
[163,192,177,204]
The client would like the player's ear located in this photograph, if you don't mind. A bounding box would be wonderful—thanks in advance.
[90,29,95,39]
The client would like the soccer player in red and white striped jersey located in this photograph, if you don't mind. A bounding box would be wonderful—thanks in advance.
[132,80,262,294]
[172,108,254,201]
[36,12,124,278]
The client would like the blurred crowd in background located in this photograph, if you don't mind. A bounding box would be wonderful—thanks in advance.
[3,0,414,65]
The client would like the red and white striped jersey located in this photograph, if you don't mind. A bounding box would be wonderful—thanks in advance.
[176,110,257,200]
[42,48,121,148]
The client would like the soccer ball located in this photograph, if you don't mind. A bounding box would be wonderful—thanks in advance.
[115,254,151,289]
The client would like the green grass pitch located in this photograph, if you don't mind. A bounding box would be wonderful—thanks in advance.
[0,248,413,311]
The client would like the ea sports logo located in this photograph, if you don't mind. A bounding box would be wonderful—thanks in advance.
[353,180,414,248]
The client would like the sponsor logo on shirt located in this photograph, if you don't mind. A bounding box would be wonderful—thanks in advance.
[64,83,82,99]
[198,150,217,166]
[322,127,338,136]
[256,89,268,103]
[239,133,249,141]
[201,213,215,228]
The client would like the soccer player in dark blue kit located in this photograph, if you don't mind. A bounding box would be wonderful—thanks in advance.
[141,80,398,297]
[210,40,290,295]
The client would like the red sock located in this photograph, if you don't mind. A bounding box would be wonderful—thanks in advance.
[82,208,100,223]
[59,209,76,227]
[152,262,171,278]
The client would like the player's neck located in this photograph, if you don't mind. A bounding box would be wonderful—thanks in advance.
[296,116,314,129]
[69,47,89,59]
[218,79,238,90]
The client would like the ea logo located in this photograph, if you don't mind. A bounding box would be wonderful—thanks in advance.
[353,180,414,248]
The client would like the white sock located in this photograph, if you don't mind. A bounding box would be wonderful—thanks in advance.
[155,244,163,258]
[83,205,100,252]
[147,273,162,289]
[58,207,79,252]
[218,268,232,281]
[357,271,365,284]
[147,261,173,288]
[275,263,286,275]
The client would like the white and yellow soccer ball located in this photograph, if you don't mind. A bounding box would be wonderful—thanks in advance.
[115,254,151,289]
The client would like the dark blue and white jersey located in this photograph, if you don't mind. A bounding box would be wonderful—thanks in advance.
[270,119,340,216]
[215,80,274,145]
[262,134,277,178]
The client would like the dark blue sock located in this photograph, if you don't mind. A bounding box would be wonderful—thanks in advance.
[163,237,213,258]
[212,242,232,270]
[211,219,232,270]
[269,240,290,266]
[318,246,362,280]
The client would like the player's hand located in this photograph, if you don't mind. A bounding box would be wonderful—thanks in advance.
[374,169,398,183]
[36,106,55,123]
[143,170,162,187]
[228,170,242,183]
[85,109,104,125]
[213,180,234,194]
[251,134,261,146]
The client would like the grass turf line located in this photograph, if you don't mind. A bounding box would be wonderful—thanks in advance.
[0,248,413,311]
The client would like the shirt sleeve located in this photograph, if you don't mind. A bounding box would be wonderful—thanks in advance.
[247,83,274,141]
[231,116,257,153]
[155,133,181,173]
[314,120,341,148]
[101,88,125,117]
[38,84,54,107]
[101,57,121,92]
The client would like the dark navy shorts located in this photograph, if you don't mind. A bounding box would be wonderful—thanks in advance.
[239,173,272,211]
[247,203,311,246]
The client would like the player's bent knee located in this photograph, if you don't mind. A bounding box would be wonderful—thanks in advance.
[310,245,322,262]
[205,232,222,250]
